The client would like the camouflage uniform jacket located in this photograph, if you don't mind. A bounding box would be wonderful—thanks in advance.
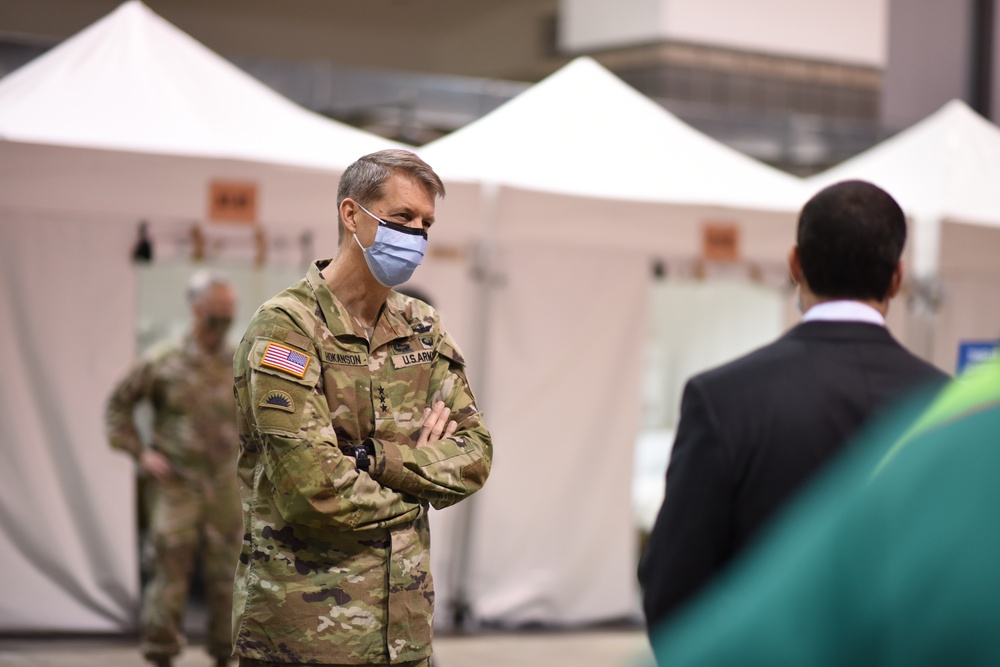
[232,260,493,665]
[106,335,238,478]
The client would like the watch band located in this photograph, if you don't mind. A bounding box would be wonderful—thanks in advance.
[354,445,371,473]
[339,440,376,473]
[359,438,379,473]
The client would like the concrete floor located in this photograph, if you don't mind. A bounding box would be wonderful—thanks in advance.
[0,631,656,667]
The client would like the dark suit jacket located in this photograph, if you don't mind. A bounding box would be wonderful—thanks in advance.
[639,320,948,635]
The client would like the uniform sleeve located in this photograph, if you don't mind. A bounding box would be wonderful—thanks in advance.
[368,330,493,510]
[237,324,423,532]
[639,378,735,636]
[105,358,155,460]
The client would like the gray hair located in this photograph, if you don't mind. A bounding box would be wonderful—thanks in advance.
[186,269,233,305]
[336,149,445,244]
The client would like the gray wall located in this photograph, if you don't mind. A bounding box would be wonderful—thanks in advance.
[881,0,974,131]
[0,0,564,81]
[882,0,1000,128]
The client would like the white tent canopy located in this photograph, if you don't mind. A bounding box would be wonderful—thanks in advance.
[0,1,401,633]
[0,0,405,231]
[0,0,395,170]
[807,99,1000,279]
[419,58,808,629]
[807,99,1000,370]
[425,57,806,211]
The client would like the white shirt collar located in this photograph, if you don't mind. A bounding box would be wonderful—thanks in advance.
[801,300,886,326]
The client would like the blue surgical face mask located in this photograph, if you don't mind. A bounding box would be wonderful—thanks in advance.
[353,203,428,287]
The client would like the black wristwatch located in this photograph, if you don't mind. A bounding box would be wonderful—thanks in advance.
[343,439,376,473]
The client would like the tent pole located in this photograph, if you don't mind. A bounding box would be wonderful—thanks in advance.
[906,214,943,366]
[447,181,500,632]
[906,275,943,366]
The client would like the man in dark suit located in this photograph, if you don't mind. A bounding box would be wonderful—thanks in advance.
[650,359,1000,667]
[639,180,948,640]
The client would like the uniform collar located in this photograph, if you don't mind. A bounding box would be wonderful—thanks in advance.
[307,259,412,344]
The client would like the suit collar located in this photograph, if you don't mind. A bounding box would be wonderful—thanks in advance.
[785,320,898,344]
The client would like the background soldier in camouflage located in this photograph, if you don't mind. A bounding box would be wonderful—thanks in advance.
[106,271,242,667]
[232,149,493,667]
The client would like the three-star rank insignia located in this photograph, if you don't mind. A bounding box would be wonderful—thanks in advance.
[260,390,294,413]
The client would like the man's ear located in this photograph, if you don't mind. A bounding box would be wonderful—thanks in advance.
[887,260,905,299]
[340,198,360,235]
[788,246,803,285]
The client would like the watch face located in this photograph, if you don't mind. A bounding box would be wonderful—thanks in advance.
[356,447,370,472]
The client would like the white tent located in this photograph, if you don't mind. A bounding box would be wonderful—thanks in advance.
[419,57,808,628]
[0,0,405,229]
[425,57,806,209]
[0,1,396,168]
[807,100,1000,370]
[0,1,401,632]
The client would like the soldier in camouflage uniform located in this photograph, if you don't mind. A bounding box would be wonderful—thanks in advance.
[232,150,493,667]
[106,271,242,667]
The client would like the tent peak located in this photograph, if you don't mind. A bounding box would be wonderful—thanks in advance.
[118,0,153,12]
[0,0,399,168]
[422,54,805,211]
[931,98,989,123]
[807,95,1000,277]
[940,98,977,114]
[96,0,169,32]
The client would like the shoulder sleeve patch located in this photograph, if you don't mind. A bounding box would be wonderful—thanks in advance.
[259,389,295,413]
[262,341,310,377]
[250,337,320,386]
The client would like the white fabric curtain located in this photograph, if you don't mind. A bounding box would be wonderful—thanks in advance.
[457,241,649,626]
[0,211,139,631]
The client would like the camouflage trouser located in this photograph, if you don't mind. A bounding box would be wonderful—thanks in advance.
[238,659,431,667]
[141,474,242,661]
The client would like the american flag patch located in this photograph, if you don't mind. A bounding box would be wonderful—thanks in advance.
[261,342,310,378]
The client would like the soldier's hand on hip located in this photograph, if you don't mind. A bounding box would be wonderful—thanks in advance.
[139,449,175,483]
[418,400,458,446]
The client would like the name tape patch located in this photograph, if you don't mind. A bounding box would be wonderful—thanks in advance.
[392,349,435,369]
[324,351,366,366]
[261,342,310,378]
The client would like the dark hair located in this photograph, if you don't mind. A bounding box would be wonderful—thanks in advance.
[797,180,906,301]
[336,149,445,244]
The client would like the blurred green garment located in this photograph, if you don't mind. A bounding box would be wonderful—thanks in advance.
[651,358,1000,667]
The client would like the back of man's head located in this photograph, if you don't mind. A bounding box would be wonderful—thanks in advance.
[797,180,906,301]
